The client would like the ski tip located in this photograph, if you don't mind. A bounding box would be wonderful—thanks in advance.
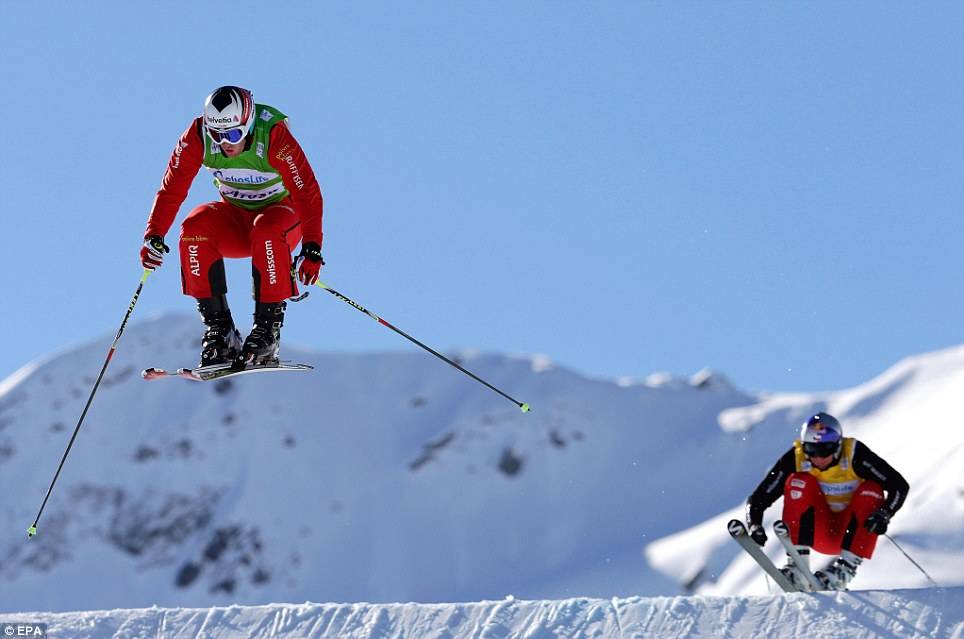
[27,526,37,538]
[520,403,531,413]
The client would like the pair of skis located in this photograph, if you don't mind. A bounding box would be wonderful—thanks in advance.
[142,361,313,382]
[727,519,824,592]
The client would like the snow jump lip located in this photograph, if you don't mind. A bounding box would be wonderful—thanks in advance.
[3,587,961,639]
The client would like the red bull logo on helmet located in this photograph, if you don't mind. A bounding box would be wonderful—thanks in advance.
[810,423,841,442]
[805,413,842,442]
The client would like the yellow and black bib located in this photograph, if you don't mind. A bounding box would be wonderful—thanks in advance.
[793,437,860,512]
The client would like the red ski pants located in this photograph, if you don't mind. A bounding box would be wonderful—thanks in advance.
[179,200,302,304]
[781,472,885,559]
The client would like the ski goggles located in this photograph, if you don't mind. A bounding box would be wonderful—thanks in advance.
[803,440,840,458]
[206,125,248,145]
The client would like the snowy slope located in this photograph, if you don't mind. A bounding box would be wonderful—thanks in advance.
[0,313,755,613]
[646,345,964,595]
[5,587,963,638]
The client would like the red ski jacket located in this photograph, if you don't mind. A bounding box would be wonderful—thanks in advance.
[144,117,324,247]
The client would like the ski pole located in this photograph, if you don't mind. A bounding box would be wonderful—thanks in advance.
[28,269,153,539]
[313,280,530,413]
[884,533,938,587]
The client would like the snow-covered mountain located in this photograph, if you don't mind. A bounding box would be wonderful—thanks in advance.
[0,313,962,614]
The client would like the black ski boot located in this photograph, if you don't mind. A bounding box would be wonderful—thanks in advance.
[239,301,286,366]
[197,296,243,367]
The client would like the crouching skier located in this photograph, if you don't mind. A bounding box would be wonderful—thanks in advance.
[140,85,325,367]
[744,412,909,590]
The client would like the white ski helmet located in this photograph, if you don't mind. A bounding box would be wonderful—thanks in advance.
[800,412,843,458]
[203,86,255,144]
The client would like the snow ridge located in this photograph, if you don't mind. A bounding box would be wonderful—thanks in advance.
[5,587,963,639]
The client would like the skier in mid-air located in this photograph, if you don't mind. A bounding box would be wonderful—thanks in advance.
[140,85,324,367]
[744,412,909,590]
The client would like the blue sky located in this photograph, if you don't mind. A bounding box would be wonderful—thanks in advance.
[2,3,962,393]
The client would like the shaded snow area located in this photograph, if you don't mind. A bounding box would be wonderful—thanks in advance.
[4,587,962,638]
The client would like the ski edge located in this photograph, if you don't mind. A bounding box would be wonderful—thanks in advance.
[727,519,799,593]
[187,362,314,381]
[141,362,314,382]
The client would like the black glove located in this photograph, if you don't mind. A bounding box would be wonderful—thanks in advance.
[864,508,891,535]
[748,522,767,547]
[141,235,170,270]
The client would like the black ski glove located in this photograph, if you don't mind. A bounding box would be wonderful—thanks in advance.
[748,522,767,546]
[864,508,891,535]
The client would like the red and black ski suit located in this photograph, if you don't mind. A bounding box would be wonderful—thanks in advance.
[144,118,324,303]
[746,440,908,559]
